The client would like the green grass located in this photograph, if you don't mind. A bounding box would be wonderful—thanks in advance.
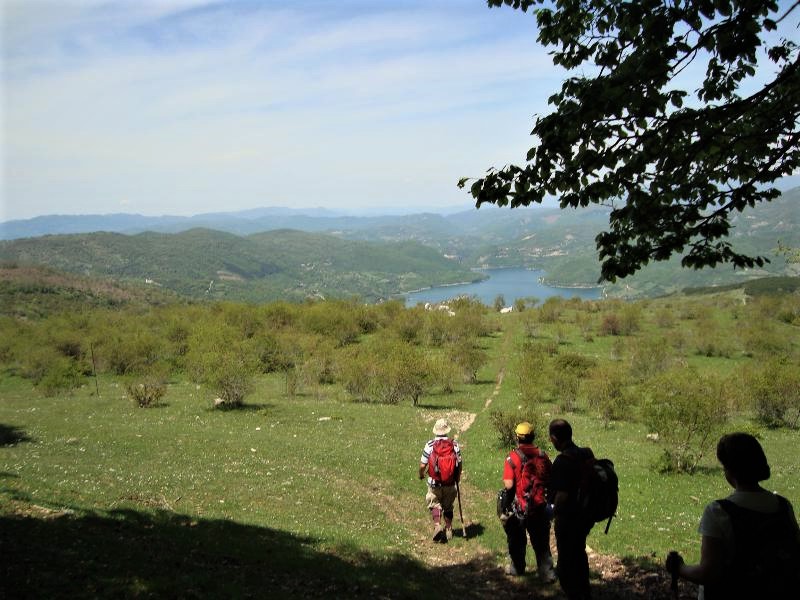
[2,296,799,598]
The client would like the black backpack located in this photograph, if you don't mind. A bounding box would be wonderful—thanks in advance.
[574,448,619,533]
[703,496,800,600]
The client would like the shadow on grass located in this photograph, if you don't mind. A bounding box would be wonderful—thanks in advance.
[0,502,705,600]
[460,522,485,539]
[610,554,700,600]
[0,423,33,446]
[0,506,507,599]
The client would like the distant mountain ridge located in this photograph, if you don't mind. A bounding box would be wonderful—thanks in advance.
[0,204,484,240]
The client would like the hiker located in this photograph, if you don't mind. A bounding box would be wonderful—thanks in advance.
[548,418,594,600]
[499,421,557,581]
[665,432,800,599]
[419,418,462,543]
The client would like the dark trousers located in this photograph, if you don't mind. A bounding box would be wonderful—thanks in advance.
[504,506,552,573]
[554,517,593,600]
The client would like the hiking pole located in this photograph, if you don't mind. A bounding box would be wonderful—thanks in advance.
[456,481,467,538]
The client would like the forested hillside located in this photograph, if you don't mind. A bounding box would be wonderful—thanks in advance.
[0,228,480,302]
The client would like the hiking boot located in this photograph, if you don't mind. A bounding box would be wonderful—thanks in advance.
[432,524,446,543]
[504,563,525,576]
[538,556,557,583]
[538,564,557,583]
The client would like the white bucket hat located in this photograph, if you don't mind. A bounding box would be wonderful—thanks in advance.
[432,418,451,436]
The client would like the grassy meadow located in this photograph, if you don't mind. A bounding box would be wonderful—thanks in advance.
[1,286,799,598]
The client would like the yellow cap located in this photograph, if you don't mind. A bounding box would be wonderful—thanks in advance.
[515,422,534,436]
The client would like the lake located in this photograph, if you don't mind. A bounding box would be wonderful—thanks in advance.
[404,268,602,306]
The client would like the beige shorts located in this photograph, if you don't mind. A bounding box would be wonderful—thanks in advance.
[425,485,457,512]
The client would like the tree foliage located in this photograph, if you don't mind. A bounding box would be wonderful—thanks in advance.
[462,0,799,281]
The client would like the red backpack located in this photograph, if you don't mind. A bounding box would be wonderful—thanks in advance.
[509,448,551,517]
[428,439,460,485]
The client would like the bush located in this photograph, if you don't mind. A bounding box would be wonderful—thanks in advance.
[300,301,361,347]
[104,330,165,376]
[551,370,580,413]
[629,336,672,381]
[336,338,432,405]
[185,322,258,407]
[642,368,730,473]
[553,353,597,377]
[599,313,622,336]
[38,356,84,397]
[126,377,167,408]
[538,297,563,324]
[514,343,550,405]
[209,353,255,407]
[488,409,545,449]
[446,340,488,384]
[585,364,634,424]
[746,360,800,429]
[391,307,424,344]
[427,353,460,394]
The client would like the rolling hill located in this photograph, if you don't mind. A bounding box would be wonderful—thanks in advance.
[0,228,480,303]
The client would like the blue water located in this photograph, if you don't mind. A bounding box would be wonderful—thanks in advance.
[404,268,602,306]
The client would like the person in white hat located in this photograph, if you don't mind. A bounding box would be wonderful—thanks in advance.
[418,418,462,542]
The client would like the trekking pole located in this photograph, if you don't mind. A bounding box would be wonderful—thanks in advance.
[90,343,100,397]
[456,481,467,538]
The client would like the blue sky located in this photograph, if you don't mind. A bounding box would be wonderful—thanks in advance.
[2,0,555,221]
[2,1,796,222]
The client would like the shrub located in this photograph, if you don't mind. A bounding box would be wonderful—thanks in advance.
[488,409,545,449]
[300,301,361,347]
[553,353,597,377]
[391,307,424,344]
[422,310,450,347]
[619,304,641,335]
[104,330,165,376]
[599,313,622,336]
[446,340,488,384]
[209,352,256,407]
[629,336,672,381]
[655,307,675,329]
[336,338,432,405]
[37,356,84,397]
[493,294,506,312]
[739,318,792,358]
[185,323,258,407]
[585,365,634,424]
[746,360,800,429]
[551,370,580,413]
[126,377,167,408]
[428,353,460,394]
[514,342,550,405]
[642,368,730,473]
[538,297,563,324]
